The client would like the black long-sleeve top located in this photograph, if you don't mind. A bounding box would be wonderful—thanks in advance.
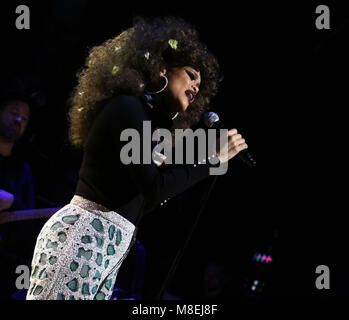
[75,94,218,226]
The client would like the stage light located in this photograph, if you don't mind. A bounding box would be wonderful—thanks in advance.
[252,252,273,264]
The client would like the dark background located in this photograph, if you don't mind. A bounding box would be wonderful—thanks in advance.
[0,0,347,300]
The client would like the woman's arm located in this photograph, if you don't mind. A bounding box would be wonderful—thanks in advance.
[109,95,218,207]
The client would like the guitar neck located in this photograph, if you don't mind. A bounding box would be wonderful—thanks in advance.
[0,207,62,225]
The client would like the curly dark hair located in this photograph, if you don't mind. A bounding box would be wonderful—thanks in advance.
[68,16,221,147]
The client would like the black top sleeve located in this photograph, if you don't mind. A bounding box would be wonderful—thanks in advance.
[109,95,219,209]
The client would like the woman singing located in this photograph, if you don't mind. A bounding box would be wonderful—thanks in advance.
[26,16,248,300]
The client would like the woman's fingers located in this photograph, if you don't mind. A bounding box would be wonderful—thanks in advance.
[232,138,245,147]
[229,132,246,147]
[230,133,242,141]
[237,143,248,151]
[217,128,248,162]
[228,132,248,153]
[228,128,238,136]
[228,144,247,153]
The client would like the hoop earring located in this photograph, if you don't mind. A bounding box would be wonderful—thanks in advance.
[146,75,168,94]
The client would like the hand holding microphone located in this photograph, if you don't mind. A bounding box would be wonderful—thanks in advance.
[216,128,248,164]
[202,112,256,168]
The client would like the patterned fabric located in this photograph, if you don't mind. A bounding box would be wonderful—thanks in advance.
[26,196,137,300]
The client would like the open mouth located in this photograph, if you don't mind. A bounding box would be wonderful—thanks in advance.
[185,90,195,103]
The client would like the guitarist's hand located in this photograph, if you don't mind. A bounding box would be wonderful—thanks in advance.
[0,189,14,211]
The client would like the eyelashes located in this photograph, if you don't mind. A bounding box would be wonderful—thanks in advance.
[185,69,201,91]
[185,70,196,81]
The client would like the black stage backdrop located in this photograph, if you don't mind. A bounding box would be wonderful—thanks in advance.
[0,0,347,308]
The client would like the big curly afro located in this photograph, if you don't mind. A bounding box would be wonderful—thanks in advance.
[69,16,221,147]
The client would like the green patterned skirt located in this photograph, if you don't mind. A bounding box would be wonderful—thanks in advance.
[26,195,137,300]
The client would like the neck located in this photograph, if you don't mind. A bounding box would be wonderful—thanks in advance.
[0,139,14,157]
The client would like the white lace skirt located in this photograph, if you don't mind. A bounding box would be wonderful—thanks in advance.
[26,195,137,300]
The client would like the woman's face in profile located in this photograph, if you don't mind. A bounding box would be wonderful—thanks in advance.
[162,66,201,113]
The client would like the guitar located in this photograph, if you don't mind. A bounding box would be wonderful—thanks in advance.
[0,207,62,225]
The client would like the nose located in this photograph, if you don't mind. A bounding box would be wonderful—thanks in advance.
[192,85,199,95]
[13,117,25,130]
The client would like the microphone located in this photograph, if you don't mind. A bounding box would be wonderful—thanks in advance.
[202,112,256,168]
